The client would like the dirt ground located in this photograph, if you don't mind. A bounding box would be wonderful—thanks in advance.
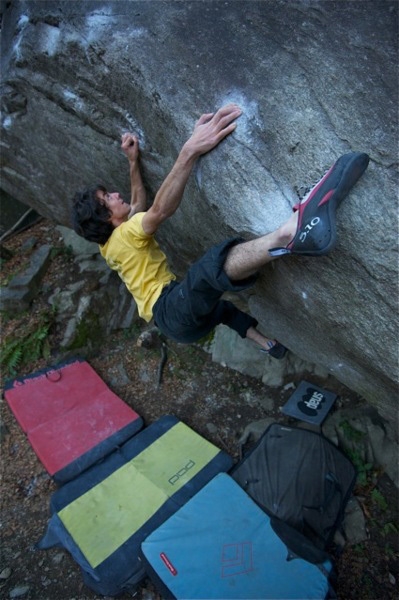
[1,220,398,600]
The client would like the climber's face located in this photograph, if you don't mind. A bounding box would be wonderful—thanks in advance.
[96,189,130,226]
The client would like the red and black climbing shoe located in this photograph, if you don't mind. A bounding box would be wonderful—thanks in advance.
[269,152,370,257]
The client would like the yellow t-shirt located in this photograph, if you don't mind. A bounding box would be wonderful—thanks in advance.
[99,212,176,322]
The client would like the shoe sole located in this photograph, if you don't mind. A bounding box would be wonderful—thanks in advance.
[270,152,370,257]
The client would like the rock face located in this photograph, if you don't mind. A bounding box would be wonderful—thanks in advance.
[0,244,52,312]
[1,2,397,434]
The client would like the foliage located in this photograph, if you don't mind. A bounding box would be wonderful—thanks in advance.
[381,522,398,538]
[50,245,74,260]
[67,311,101,351]
[371,488,388,512]
[0,311,54,377]
[339,420,373,487]
[122,322,141,339]
[340,419,365,442]
[197,329,215,349]
[346,448,373,487]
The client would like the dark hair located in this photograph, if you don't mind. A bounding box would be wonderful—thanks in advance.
[71,185,114,245]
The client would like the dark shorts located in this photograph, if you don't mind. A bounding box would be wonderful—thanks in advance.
[153,238,258,343]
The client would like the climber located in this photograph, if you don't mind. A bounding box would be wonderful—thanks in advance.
[72,103,369,359]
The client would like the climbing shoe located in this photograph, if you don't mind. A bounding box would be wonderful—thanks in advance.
[269,152,370,257]
[261,341,288,359]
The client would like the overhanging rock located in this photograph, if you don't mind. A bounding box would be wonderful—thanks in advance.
[1,1,397,437]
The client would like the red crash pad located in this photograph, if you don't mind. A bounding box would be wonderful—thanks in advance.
[4,358,143,483]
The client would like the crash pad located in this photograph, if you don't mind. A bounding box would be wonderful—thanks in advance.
[4,358,143,483]
[38,415,233,596]
[141,473,334,599]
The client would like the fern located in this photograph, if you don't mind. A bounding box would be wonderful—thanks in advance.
[1,314,53,377]
[0,339,23,376]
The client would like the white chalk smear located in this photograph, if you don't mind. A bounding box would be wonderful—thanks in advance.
[218,90,261,143]
[2,116,13,130]
[39,24,61,57]
[18,15,30,28]
[330,363,344,373]
[85,12,117,44]
[63,89,85,112]
[13,15,30,60]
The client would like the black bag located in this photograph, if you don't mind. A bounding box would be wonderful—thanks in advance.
[231,423,356,553]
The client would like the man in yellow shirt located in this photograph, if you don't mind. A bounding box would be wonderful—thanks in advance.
[72,104,368,359]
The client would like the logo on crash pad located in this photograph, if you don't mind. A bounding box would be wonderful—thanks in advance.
[298,388,326,416]
[221,542,253,577]
[281,380,338,425]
